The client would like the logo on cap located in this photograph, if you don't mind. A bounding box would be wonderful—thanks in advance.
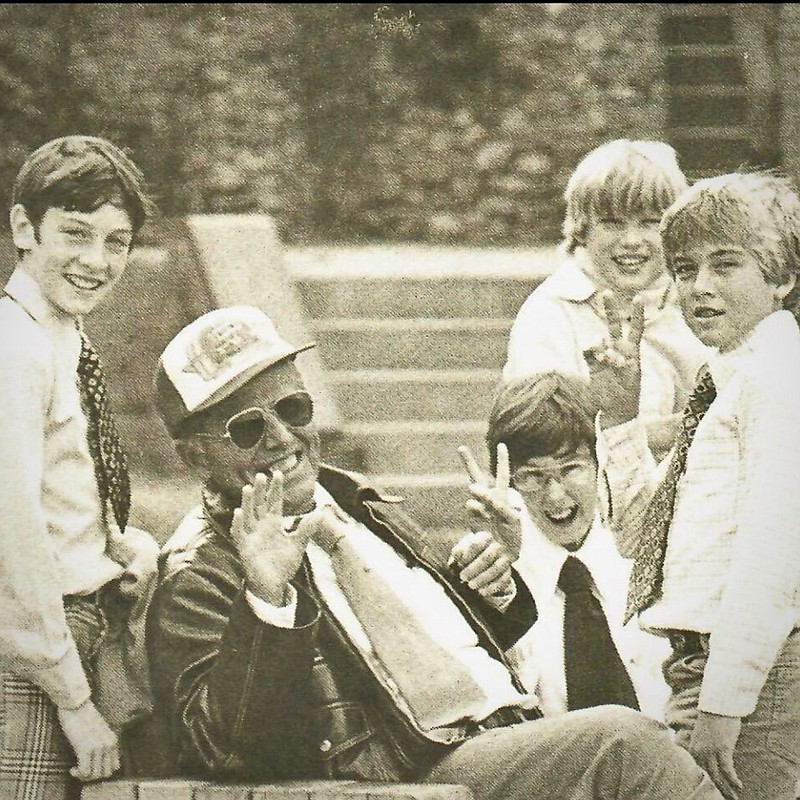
[183,320,259,381]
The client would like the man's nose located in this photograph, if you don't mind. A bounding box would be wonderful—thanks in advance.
[620,222,645,247]
[256,411,297,451]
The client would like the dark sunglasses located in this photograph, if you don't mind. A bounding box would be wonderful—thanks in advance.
[196,391,314,450]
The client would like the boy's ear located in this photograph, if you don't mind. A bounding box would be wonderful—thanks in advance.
[10,204,37,251]
[175,437,210,473]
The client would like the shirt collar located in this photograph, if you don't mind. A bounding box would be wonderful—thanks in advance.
[549,249,674,320]
[709,310,797,390]
[517,502,627,607]
[4,266,78,335]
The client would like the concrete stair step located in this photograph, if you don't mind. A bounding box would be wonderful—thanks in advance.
[286,244,553,320]
[296,276,537,321]
[338,420,489,475]
[328,370,499,422]
[312,318,511,370]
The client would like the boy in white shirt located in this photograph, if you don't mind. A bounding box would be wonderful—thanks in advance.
[599,173,800,800]
[504,139,707,459]
[450,372,669,720]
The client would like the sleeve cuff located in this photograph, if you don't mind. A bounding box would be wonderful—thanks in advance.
[31,642,92,710]
[245,586,298,628]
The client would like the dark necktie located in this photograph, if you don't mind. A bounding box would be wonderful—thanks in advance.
[559,555,639,711]
[76,332,131,532]
[625,367,717,622]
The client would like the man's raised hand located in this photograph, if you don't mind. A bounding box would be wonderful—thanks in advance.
[231,471,311,606]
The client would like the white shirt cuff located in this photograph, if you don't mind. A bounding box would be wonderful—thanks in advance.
[245,586,298,628]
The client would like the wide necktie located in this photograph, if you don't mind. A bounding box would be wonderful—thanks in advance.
[625,367,717,622]
[559,555,639,711]
[76,332,131,532]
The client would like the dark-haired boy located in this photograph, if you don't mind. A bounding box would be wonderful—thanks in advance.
[0,136,156,799]
[451,372,669,720]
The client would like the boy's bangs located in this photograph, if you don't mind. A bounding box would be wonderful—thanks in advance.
[587,163,680,221]
[662,193,752,254]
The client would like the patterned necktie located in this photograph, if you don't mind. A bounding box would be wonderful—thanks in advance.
[559,556,639,711]
[624,368,717,622]
[76,332,131,532]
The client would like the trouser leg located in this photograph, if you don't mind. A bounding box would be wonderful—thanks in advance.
[0,672,78,800]
[664,630,800,800]
[423,705,723,800]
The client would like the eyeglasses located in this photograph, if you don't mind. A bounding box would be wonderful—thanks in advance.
[195,391,314,450]
[512,458,594,492]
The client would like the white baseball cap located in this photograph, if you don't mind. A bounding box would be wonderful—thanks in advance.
[155,306,314,436]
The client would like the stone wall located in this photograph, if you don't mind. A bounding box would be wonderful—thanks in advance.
[0,4,667,245]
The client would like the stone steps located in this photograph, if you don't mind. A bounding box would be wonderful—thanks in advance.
[287,244,554,529]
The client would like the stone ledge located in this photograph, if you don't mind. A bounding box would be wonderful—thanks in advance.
[81,778,473,800]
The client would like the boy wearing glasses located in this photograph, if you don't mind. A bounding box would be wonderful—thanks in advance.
[451,372,669,721]
[147,305,725,800]
[0,136,156,799]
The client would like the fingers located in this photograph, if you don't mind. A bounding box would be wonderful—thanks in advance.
[263,470,284,515]
[230,508,246,554]
[458,445,488,487]
[495,443,510,495]
[602,290,623,340]
[628,295,645,349]
[452,532,512,592]
[69,739,119,782]
[469,484,517,523]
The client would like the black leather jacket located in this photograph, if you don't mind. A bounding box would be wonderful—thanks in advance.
[147,466,537,782]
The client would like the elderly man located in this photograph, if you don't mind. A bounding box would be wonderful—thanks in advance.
[147,306,723,800]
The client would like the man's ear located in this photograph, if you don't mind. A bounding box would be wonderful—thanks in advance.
[175,437,210,473]
[10,204,37,251]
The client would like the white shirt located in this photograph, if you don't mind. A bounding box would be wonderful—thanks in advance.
[504,250,708,421]
[602,310,800,717]
[0,268,123,709]
[508,501,669,720]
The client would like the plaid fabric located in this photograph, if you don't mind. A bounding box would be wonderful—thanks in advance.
[0,673,78,800]
[1,595,107,800]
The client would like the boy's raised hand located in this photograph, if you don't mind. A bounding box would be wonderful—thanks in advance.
[586,291,645,428]
[448,529,515,608]
[457,442,521,560]
[231,471,312,606]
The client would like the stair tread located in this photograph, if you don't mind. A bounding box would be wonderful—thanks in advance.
[668,85,748,96]
[340,419,486,434]
[313,318,512,331]
[285,244,554,280]
[328,369,498,382]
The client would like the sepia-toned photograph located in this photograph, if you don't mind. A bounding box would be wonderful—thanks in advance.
[0,4,798,799]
